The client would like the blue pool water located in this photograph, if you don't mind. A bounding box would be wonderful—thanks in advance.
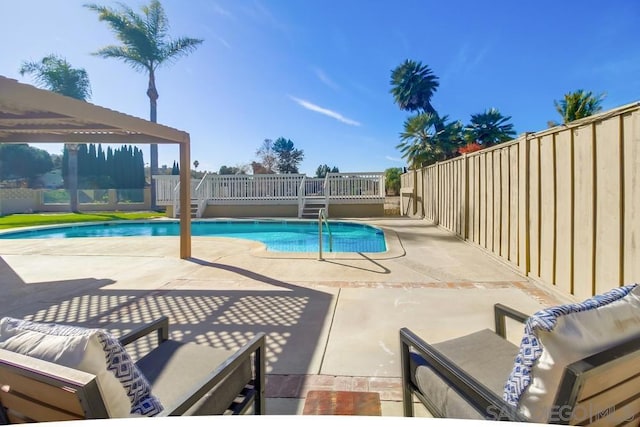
[0,220,386,253]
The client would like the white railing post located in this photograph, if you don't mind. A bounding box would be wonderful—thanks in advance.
[323,173,330,211]
[298,176,306,218]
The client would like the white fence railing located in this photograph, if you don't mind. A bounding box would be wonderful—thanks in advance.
[154,172,385,206]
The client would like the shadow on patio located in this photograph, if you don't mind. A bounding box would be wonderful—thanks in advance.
[0,256,334,380]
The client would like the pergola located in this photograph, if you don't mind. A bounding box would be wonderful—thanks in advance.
[0,76,192,258]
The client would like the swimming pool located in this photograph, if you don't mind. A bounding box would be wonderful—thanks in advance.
[0,220,387,253]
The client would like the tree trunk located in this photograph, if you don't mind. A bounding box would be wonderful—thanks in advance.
[67,144,79,213]
[425,103,444,133]
[147,70,159,210]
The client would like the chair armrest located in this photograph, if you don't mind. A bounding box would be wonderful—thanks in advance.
[494,304,528,339]
[400,328,525,421]
[159,332,267,416]
[119,317,169,347]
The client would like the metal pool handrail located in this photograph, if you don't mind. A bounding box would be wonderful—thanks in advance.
[318,208,333,261]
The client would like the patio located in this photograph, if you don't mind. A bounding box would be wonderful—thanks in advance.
[0,217,569,416]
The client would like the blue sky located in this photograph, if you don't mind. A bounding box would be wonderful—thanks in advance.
[2,0,639,175]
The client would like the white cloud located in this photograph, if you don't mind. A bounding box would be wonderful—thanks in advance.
[211,3,233,18]
[313,67,339,90]
[215,36,231,49]
[289,96,361,126]
[386,156,404,162]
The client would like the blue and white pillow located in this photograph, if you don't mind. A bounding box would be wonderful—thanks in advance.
[0,318,163,417]
[503,284,640,422]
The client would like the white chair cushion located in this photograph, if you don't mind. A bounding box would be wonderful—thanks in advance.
[503,284,640,423]
[0,318,163,417]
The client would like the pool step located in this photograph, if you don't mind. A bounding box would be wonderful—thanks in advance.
[176,201,200,218]
[300,197,326,219]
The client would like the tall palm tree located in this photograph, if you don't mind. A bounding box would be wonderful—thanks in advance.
[554,90,605,124]
[390,60,442,132]
[20,55,91,213]
[85,0,203,209]
[397,113,462,168]
[465,108,516,148]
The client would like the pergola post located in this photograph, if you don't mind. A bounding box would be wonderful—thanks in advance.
[179,139,191,258]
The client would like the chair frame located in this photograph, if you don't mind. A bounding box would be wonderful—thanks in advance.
[119,316,266,416]
[0,316,266,422]
[400,303,640,424]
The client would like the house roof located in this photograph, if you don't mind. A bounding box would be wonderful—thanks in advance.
[0,76,189,145]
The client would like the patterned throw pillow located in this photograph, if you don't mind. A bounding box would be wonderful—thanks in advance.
[0,318,164,417]
[503,284,640,423]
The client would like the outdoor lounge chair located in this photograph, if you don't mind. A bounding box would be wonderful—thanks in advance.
[0,316,265,422]
[400,284,640,424]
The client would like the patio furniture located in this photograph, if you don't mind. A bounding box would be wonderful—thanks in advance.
[0,316,265,422]
[400,284,640,424]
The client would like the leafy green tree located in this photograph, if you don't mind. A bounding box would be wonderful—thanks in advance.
[273,137,304,174]
[0,144,53,183]
[384,167,403,196]
[19,54,91,212]
[86,0,203,209]
[553,89,605,124]
[19,55,91,100]
[390,59,442,131]
[464,108,516,148]
[315,164,339,178]
[219,165,242,175]
[397,113,463,168]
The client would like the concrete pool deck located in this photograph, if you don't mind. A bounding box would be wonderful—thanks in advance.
[0,217,571,416]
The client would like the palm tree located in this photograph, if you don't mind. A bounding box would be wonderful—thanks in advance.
[20,55,91,213]
[553,90,605,124]
[465,108,516,148]
[397,113,462,168]
[85,0,203,209]
[390,60,442,133]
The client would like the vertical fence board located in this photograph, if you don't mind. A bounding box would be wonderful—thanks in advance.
[480,154,487,247]
[624,112,640,283]
[555,129,574,295]
[594,118,622,294]
[539,134,556,285]
[448,163,453,231]
[529,138,541,278]
[509,145,519,264]
[455,161,461,234]
[467,156,478,243]
[501,148,510,258]
[573,125,596,299]
[474,156,481,244]
[519,137,529,274]
[486,153,495,251]
[492,150,502,254]
[461,155,468,239]
[452,161,457,233]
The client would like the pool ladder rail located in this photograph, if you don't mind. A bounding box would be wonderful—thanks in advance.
[318,208,333,261]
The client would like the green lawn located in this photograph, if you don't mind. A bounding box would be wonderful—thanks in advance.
[0,212,165,230]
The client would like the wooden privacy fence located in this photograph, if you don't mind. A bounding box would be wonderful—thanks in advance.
[401,102,640,300]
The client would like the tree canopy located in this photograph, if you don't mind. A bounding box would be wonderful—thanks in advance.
[19,54,91,100]
[315,164,339,178]
[553,90,605,124]
[391,59,516,168]
[464,108,516,147]
[0,144,53,183]
[273,138,304,174]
